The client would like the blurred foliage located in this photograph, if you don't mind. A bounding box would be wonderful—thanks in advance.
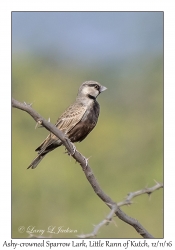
[12,53,163,238]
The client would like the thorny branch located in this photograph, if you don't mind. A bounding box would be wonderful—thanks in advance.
[117,181,163,207]
[12,98,163,239]
[78,182,163,238]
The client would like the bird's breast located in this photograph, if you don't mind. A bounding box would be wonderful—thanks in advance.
[68,101,100,142]
[81,101,100,124]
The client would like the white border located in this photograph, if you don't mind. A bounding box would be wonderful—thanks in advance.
[1,0,175,248]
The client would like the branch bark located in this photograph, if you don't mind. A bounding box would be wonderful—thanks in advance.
[117,181,163,207]
[12,98,160,239]
[78,182,163,238]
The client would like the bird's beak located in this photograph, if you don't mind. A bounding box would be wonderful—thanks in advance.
[100,86,107,92]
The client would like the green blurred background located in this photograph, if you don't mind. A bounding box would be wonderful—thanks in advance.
[12,12,163,238]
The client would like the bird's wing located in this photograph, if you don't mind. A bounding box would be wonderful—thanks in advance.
[35,102,87,153]
[55,102,87,134]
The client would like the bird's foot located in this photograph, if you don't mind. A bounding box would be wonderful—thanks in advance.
[64,137,76,156]
[70,142,76,155]
[64,141,76,156]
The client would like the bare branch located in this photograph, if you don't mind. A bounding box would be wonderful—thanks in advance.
[117,181,163,207]
[77,182,163,238]
[12,97,160,239]
[78,203,117,238]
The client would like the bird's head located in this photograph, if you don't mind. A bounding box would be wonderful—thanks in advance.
[77,81,107,100]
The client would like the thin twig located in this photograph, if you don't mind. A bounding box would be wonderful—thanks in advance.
[117,181,163,207]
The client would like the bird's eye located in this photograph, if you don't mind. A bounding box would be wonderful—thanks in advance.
[94,84,99,90]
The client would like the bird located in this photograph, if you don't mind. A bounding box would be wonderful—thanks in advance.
[27,80,107,169]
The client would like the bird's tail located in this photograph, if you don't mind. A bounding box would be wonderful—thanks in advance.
[27,137,62,169]
[27,152,47,169]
